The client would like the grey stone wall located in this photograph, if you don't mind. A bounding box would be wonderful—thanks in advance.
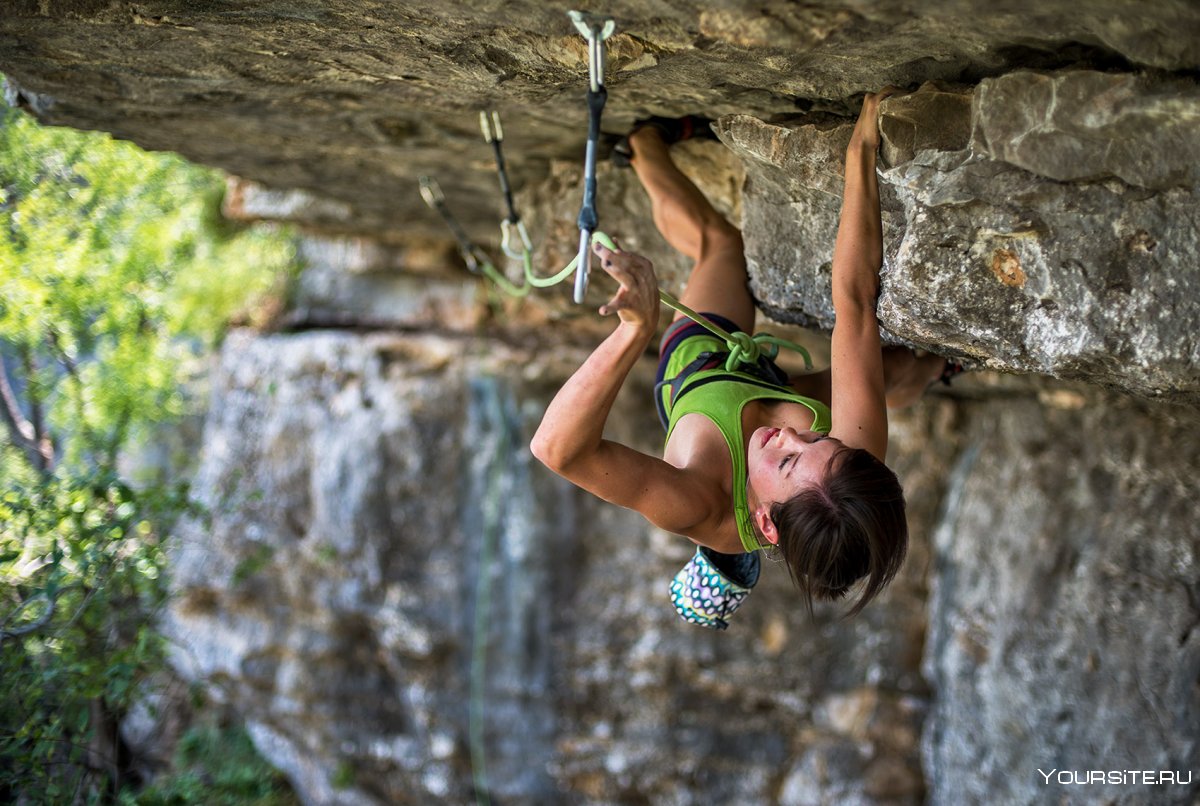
[4,3,1199,802]
[4,3,1200,398]
[166,328,1199,804]
[922,388,1200,805]
[167,329,941,804]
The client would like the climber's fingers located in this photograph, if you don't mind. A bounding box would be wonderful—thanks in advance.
[594,241,658,328]
[869,85,902,104]
[854,86,903,150]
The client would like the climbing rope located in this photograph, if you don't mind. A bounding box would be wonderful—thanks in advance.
[653,279,814,373]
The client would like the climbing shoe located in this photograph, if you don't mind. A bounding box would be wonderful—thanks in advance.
[611,115,718,168]
[938,359,966,386]
[669,546,760,630]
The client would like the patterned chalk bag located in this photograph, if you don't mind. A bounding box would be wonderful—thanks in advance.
[669,546,761,630]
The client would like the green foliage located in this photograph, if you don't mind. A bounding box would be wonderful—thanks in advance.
[0,100,295,470]
[231,543,275,586]
[330,760,357,791]
[0,472,187,800]
[121,718,299,806]
[0,86,297,802]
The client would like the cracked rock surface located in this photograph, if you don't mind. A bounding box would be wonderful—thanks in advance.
[3,2,1200,396]
[4,3,1200,804]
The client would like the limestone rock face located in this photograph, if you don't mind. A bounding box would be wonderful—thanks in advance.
[972,70,1200,190]
[923,390,1200,805]
[169,329,1200,804]
[5,4,1200,803]
[170,330,942,804]
[4,4,1200,398]
[722,76,1200,401]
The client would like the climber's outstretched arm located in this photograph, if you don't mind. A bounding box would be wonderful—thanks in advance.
[531,241,723,537]
[828,90,895,462]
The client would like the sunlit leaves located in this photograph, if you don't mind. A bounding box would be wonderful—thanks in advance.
[0,101,295,472]
[0,90,296,801]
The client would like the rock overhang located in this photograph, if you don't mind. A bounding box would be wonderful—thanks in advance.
[2,1,1198,400]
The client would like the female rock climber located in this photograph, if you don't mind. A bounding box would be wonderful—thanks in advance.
[530,90,950,628]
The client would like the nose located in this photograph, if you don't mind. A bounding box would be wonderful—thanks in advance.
[782,427,821,444]
[779,427,806,444]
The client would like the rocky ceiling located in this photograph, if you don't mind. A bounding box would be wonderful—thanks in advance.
[2,1,1199,399]
[2,0,1194,238]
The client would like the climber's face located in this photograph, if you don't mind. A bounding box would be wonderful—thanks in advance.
[746,426,841,543]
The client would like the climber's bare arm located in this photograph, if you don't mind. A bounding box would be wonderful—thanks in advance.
[828,90,896,462]
[530,242,722,535]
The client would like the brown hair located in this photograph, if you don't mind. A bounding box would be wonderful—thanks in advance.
[769,446,907,617]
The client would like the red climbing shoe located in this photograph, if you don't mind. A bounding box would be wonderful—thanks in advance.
[611,115,718,168]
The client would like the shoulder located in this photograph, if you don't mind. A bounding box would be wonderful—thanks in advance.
[648,460,732,537]
[657,426,735,538]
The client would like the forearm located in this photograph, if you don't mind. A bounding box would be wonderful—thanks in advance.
[831,137,883,312]
[530,321,654,473]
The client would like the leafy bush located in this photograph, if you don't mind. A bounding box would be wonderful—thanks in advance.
[121,716,299,806]
[0,82,296,802]
[0,472,187,800]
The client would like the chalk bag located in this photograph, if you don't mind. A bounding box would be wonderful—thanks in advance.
[669,546,761,630]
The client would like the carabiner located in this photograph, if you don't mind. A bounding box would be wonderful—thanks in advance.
[418,175,445,209]
[567,11,615,303]
[567,11,616,93]
[479,110,503,144]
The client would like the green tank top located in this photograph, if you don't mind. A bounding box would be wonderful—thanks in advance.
[662,333,831,554]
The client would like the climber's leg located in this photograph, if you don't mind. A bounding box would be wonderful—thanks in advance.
[629,127,755,332]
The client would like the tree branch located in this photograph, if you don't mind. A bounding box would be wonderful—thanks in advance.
[0,351,49,475]
[46,327,80,377]
[20,344,54,473]
[0,584,85,642]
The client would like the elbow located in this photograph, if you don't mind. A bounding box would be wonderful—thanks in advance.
[529,431,553,469]
[832,289,878,319]
[530,431,570,474]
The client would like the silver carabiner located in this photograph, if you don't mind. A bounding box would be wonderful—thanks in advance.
[418,175,445,208]
[568,11,615,93]
[479,110,503,144]
[574,230,592,304]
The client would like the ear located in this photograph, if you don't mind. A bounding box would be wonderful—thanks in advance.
[753,504,780,546]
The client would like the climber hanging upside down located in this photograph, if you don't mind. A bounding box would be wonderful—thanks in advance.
[530,90,953,627]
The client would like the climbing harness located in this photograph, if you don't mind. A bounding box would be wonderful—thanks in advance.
[655,289,813,373]
[567,10,615,303]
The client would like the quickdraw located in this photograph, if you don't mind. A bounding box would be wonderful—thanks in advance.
[567,10,615,303]
[419,10,814,375]
[479,110,532,262]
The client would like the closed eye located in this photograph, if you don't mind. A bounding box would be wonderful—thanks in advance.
[778,454,794,470]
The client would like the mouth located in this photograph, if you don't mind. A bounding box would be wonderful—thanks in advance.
[760,427,780,448]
